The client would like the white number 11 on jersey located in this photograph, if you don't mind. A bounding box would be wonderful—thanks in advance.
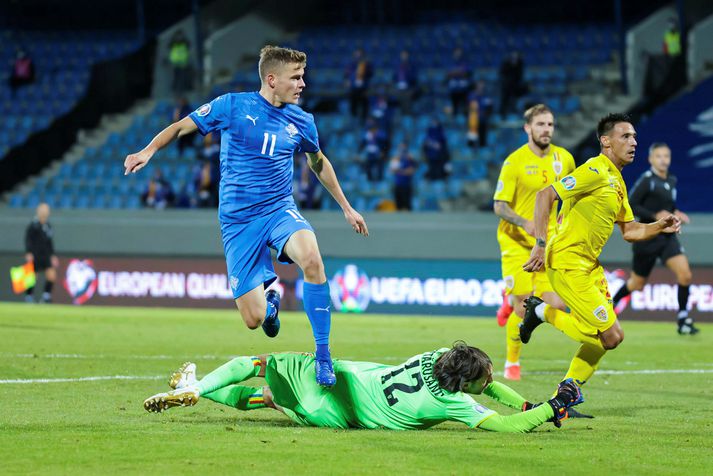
[261,133,277,156]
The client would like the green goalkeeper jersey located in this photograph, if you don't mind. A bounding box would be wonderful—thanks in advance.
[265,349,496,430]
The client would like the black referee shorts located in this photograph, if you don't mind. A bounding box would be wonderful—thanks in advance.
[32,254,52,272]
[632,234,684,278]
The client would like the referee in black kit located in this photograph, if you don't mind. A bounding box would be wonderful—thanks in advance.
[24,203,58,303]
[612,143,699,335]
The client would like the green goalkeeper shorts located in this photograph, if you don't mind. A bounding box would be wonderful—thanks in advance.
[265,352,388,429]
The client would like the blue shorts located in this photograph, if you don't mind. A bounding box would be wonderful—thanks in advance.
[221,206,314,299]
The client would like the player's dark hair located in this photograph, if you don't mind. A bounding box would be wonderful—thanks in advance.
[524,104,553,124]
[648,142,669,155]
[258,45,307,80]
[433,341,492,393]
[596,113,632,140]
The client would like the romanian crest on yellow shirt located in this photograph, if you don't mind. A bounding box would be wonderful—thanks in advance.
[609,178,624,200]
[553,152,563,176]
[593,305,609,322]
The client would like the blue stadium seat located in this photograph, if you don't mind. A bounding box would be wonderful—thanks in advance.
[9,194,25,208]
[125,195,141,209]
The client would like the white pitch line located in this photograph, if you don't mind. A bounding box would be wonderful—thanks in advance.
[2,368,713,385]
[0,375,163,384]
[497,369,713,377]
[2,353,230,360]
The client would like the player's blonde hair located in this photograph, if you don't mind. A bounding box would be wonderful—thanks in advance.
[524,104,553,124]
[258,45,307,81]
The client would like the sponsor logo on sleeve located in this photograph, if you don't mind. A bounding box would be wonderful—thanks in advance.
[473,404,489,414]
[561,176,576,190]
[229,275,239,291]
[196,103,211,117]
[496,180,504,192]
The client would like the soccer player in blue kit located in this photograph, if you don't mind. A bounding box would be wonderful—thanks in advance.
[124,46,369,386]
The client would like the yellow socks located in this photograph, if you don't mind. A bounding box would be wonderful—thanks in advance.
[563,343,607,386]
[505,311,522,364]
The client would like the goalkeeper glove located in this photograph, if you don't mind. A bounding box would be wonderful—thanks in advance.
[547,378,584,421]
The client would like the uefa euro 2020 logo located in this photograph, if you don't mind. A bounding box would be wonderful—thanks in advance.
[63,259,98,305]
[329,264,370,313]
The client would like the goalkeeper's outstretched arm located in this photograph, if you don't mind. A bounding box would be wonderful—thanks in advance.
[477,404,555,433]
[476,379,584,433]
[482,381,527,410]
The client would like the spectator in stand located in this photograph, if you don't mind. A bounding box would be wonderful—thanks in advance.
[499,51,526,118]
[446,47,471,116]
[344,48,373,122]
[390,142,417,211]
[370,90,393,155]
[24,203,57,304]
[392,50,418,115]
[467,80,494,148]
[360,119,388,182]
[423,118,450,181]
[192,160,218,208]
[663,18,681,57]
[169,30,191,94]
[141,169,175,209]
[173,97,196,155]
[9,49,35,96]
[295,151,322,210]
[370,91,393,133]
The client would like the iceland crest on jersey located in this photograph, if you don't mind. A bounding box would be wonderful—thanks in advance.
[285,123,299,137]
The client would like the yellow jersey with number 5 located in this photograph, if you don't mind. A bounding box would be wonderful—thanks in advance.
[494,144,576,251]
[547,154,635,270]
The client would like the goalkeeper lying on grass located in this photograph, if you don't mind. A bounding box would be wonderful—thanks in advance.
[143,341,583,432]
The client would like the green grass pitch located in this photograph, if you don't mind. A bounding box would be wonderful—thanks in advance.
[1,302,711,475]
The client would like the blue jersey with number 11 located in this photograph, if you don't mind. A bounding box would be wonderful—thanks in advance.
[189,92,320,223]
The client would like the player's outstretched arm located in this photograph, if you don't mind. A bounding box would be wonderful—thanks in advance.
[124,116,198,175]
[482,381,527,410]
[618,215,680,242]
[477,379,584,432]
[306,151,369,236]
[523,186,559,273]
[477,405,554,433]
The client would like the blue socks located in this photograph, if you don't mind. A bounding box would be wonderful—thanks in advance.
[302,281,331,360]
[265,299,277,322]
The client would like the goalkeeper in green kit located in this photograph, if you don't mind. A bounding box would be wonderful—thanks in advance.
[143,341,583,432]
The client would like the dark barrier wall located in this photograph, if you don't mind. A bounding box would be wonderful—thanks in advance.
[0,41,155,194]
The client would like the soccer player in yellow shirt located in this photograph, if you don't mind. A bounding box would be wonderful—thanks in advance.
[493,104,576,380]
[520,113,680,387]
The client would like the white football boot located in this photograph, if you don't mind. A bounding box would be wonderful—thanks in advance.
[168,362,197,390]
